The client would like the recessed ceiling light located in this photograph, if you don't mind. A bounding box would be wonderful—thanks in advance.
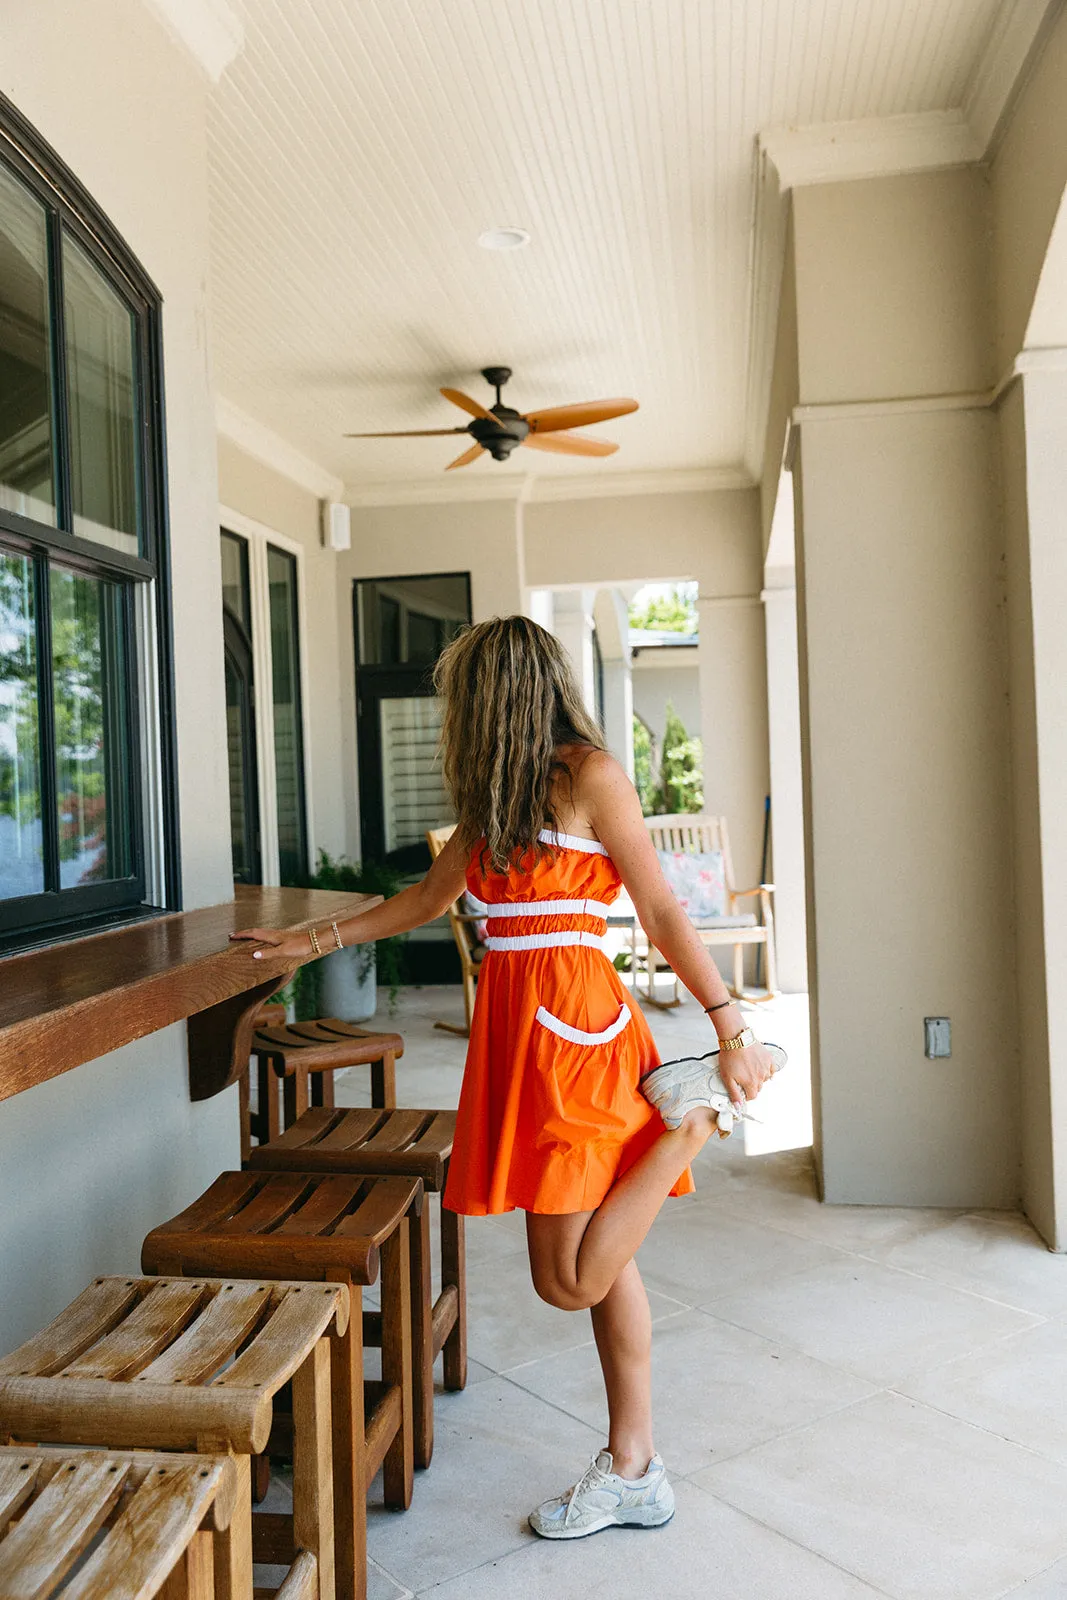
[478,226,531,252]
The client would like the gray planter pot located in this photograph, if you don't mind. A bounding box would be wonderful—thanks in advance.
[316,944,377,1023]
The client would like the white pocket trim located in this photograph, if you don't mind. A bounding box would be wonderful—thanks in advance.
[535,1002,632,1047]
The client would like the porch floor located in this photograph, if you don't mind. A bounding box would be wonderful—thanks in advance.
[322,985,1067,1599]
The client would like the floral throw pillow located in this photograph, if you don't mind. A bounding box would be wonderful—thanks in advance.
[656,849,727,920]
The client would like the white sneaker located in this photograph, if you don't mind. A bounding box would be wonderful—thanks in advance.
[641,1044,788,1134]
[529,1450,675,1539]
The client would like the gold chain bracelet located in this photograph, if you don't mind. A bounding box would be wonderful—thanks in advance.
[308,927,321,956]
[331,921,344,951]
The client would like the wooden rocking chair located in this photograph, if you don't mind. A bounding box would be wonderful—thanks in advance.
[642,813,779,1006]
[427,823,485,1036]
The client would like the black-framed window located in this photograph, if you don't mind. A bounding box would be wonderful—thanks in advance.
[0,92,178,951]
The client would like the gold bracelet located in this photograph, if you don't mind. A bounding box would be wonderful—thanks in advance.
[331,921,343,951]
[308,927,321,956]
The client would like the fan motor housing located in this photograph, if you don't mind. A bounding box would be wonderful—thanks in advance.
[470,408,530,460]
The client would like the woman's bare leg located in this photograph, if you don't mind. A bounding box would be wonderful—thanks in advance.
[525,1106,719,1312]
[591,1259,654,1479]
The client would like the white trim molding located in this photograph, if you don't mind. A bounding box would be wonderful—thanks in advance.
[343,464,752,509]
[141,0,243,81]
[760,110,981,195]
[216,396,344,503]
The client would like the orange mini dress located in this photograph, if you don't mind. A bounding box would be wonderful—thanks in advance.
[443,828,695,1216]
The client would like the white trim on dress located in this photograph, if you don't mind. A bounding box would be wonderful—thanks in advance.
[481,897,613,919]
[538,827,609,857]
[484,930,608,953]
[535,1002,632,1047]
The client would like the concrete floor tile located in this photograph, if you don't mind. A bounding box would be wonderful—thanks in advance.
[877,1212,1067,1316]
[365,1377,601,1592]
[417,1478,886,1599]
[695,1392,1067,1600]
[899,1320,1067,1466]
[1001,1554,1067,1596]
[507,1307,878,1474]
[704,1254,1040,1385]
[638,1201,846,1306]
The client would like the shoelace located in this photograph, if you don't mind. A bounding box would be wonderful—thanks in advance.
[564,1457,609,1525]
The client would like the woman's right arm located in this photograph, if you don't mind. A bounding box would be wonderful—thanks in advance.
[229,828,470,963]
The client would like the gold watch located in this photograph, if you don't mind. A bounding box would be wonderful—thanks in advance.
[719,1027,757,1052]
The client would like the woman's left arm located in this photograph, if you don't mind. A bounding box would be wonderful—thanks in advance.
[582,751,776,1110]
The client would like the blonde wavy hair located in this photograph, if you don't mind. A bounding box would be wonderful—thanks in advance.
[434,615,605,871]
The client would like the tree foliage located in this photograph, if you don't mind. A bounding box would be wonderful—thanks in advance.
[628,583,698,635]
[633,700,703,816]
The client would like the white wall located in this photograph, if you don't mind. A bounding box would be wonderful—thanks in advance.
[0,0,236,1351]
[630,655,701,746]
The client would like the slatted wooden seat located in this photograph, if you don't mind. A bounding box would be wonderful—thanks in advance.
[248,1109,465,1470]
[142,1172,420,1600]
[0,1275,345,1600]
[0,1445,236,1600]
[244,1018,404,1163]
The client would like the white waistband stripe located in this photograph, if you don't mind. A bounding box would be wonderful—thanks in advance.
[535,1002,632,1047]
[538,828,609,857]
[482,898,613,919]
[484,930,608,953]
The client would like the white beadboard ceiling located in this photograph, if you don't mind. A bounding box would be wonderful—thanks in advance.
[205,0,1027,494]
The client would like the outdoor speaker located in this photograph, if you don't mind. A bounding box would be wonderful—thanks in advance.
[323,500,351,552]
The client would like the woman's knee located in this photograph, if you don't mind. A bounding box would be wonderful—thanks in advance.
[531,1266,597,1312]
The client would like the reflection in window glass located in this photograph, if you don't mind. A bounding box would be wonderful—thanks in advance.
[221,530,250,629]
[380,696,449,853]
[268,545,307,883]
[51,566,131,886]
[0,552,44,900]
[63,233,139,556]
[357,575,470,666]
[0,163,55,526]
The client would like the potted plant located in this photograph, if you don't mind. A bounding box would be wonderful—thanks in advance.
[285,852,406,1022]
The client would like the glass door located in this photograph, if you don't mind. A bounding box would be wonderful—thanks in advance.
[221,532,260,884]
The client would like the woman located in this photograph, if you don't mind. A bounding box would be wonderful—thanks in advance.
[232,615,783,1540]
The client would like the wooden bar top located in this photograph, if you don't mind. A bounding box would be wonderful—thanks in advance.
[0,885,381,1104]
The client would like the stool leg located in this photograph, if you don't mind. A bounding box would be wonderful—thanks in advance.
[441,1207,468,1392]
[410,1202,435,1469]
[203,1448,252,1600]
[293,1336,336,1600]
[258,1059,282,1145]
[370,1051,397,1109]
[329,1273,366,1600]
[284,1066,310,1130]
[311,1070,336,1110]
[381,1218,413,1510]
[239,1069,252,1164]
[160,1528,214,1600]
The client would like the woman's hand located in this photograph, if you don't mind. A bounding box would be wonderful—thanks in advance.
[229,926,318,963]
[717,1040,779,1112]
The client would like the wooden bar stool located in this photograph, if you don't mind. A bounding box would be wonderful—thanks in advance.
[0,1275,345,1600]
[142,1170,420,1600]
[0,1444,237,1600]
[248,1109,465,1470]
[244,1020,404,1162]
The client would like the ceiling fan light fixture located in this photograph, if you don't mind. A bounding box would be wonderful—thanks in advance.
[477,225,530,252]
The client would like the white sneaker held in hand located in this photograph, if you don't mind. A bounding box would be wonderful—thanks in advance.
[528,1450,675,1539]
[641,1043,788,1134]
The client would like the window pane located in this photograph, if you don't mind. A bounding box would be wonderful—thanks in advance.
[380,696,449,853]
[221,530,250,630]
[51,565,132,885]
[267,545,307,882]
[63,233,140,555]
[0,162,55,526]
[0,551,44,899]
[357,575,470,665]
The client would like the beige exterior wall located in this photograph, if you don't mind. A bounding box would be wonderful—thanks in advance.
[0,0,237,1350]
[790,168,1019,1206]
[217,439,348,860]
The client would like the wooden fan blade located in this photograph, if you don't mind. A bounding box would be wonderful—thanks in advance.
[440,387,498,422]
[522,431,618,458]
[446,442,486,471]
[344,427,467,437]
[524,399,638,433]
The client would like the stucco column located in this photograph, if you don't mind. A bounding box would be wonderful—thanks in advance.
[551,588,598,720]
[696,594,769,892]
[761,577,807,992]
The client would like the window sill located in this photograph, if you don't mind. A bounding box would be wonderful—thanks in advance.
[0,885,382,1104]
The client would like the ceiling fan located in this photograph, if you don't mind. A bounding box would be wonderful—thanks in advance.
[345,366,638,470]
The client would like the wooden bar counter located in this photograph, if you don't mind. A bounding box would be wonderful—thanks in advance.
[0,886,381,1105]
